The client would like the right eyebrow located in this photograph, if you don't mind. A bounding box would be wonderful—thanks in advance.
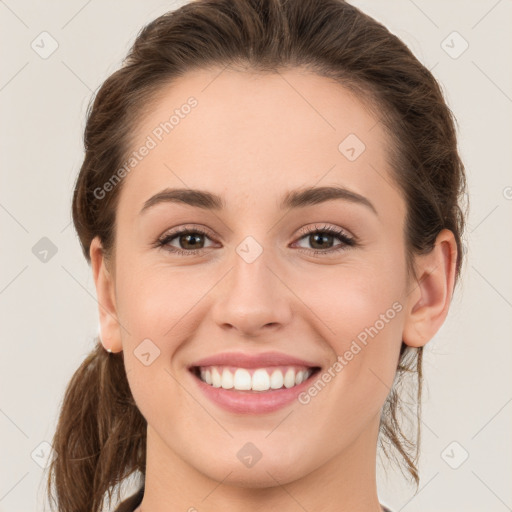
[140,188,224,215]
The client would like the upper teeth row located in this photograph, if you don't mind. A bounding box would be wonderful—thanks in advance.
[199,366,313,391]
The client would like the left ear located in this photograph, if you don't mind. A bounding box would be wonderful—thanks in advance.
[402,229,458,348]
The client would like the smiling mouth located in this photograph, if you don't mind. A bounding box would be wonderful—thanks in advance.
[189,365,322,392]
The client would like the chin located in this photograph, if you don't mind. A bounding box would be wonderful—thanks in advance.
[197,455,313,489]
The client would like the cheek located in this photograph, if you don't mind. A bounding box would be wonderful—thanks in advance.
[296,255,405,402]
[114,261,215,410]
[116,263,199,420]
[297,258,405,345]
[115,259,210,342]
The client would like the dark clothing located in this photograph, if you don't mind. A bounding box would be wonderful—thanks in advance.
[112,486,144,512]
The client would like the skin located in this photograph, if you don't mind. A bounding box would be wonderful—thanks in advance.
[90,67,457,512]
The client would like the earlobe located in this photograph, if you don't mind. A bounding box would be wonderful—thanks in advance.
[90,236,123,353]
[402,229,458,348]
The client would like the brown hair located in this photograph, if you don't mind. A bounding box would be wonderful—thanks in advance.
[46,0,468,510]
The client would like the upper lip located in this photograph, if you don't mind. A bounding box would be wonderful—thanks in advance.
[189,351,321,369]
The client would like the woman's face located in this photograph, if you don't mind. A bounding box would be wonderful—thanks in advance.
[97,67,418,486]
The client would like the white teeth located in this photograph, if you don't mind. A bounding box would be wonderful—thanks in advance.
[270,369,284,389]
[221,368,234,389]
[252,369,270,391]
[233,368,252,390]
[284,368,296,388]
[197,366,314,391]
[211,367,222,388]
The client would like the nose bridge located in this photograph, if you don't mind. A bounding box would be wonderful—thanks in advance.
[233,238,273,296]
[210,236,293,335]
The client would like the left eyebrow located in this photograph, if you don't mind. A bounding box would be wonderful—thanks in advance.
[280,185,378,216]
[139,185,378,216]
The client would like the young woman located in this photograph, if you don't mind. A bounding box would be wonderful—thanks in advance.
[46,1,468,511]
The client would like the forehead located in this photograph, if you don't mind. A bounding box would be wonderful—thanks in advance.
[118,67,403,221]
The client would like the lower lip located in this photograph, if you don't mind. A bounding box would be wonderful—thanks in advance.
[190,369,319,414]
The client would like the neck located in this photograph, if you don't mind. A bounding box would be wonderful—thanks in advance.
[137,414,385,512]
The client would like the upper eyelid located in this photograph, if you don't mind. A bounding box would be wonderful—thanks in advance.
[301,223,353,238]
[159,224,215,238]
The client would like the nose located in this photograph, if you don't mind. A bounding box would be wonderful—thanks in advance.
[210,249,293,338]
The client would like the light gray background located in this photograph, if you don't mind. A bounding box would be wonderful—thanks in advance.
[1,1,511,511]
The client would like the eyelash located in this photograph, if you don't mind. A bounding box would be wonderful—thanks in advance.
[155,223,356,257]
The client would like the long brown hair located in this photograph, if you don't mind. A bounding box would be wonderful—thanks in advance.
[45,0,468,510]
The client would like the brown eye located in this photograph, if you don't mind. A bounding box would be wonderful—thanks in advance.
[293,224,356,255]
[156,226,216,255]
[307,232,336,250]
[176,232,205,250]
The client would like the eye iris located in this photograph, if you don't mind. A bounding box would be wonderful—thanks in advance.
[180,233,204,249]
[310,233,333,250]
